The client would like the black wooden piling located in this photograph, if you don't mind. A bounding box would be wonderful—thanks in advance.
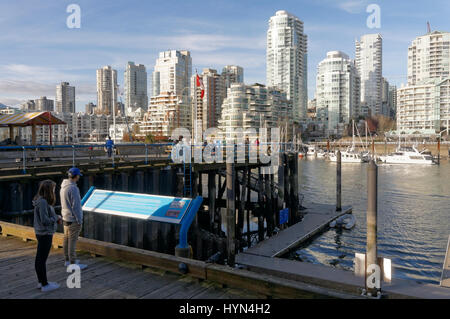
[257,167,264,242]
[238,169,247,250]
[208,172,216,232]
[152,169,160,194]
[336,150,342,212]
[121,172,129,192]
[136,171,144,193]
[226,162,236,267]
[277,153,286,228]
[292,154,299,220]
[246,168,252,247]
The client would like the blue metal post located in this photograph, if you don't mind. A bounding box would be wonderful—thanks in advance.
[177,196,203,249]
[81,186,95,206]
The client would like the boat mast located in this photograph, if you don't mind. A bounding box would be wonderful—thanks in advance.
[352,119,355,149]
[365,121,368,150]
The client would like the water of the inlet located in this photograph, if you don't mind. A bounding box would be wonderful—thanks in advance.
[209,159,450,285]
[294,158,449,285]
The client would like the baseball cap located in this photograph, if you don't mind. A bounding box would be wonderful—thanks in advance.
[68,167,83,177]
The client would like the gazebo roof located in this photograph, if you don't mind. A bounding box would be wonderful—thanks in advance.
[0,112,66,127]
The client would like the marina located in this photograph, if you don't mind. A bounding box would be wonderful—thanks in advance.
[0,142,449,298]
[294,158,450,285]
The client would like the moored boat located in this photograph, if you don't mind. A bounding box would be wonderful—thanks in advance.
[328,147,363,163]
[379,146,435,165]
[306,145,317,158]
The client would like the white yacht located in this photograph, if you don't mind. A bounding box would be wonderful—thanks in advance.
[379,146,435,165]
[306,145,317,158]
[329,147,363,163]
[316,149,328,158]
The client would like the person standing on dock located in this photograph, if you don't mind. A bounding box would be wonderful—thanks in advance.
[105,136,114,158]
[33,179,62,292]
[61,167,87,270]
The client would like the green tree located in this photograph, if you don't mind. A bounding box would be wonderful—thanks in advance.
[144,134,155,144]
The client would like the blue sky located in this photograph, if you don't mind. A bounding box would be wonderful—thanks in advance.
[0,0,448,111]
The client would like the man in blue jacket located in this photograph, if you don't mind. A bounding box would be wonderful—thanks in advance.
[60,167,87,270]
[106,136,114,158]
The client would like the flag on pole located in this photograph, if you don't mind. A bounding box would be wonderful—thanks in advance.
[196,73,205,100]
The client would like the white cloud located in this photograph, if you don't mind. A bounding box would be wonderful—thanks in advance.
[0,97,25,107]
[0,79,54,95]
[337,0,369,14]
[164,33,266,52]
[0,29,265,53]
[313,0,369,14]
[0,64,90,83]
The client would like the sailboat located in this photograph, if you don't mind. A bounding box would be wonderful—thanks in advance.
[360,121,372,162]
[328,120,363,163]
[306,145,317,158]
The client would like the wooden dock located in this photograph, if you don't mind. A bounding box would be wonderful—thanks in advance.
[0,236,259,299]
[0,221,364,299]
[241,203,352,258]
[233,204,450,299]
[235,250,450,299]
[441,235,450,288]
[2,222,449,299]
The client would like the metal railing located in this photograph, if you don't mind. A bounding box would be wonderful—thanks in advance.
[0,143,174,173]
[0,141,298,174]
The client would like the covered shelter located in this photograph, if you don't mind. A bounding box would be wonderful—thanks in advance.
[0,112,66,145]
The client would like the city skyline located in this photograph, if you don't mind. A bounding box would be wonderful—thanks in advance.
[0,0,449,111]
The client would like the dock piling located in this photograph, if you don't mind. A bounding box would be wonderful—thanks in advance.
[292,154,299,220]
[437,138,441,165]
[336,150,342,212]
[367,160,379,295]
[226,162,236,267]
[246,169,251,247]
[208,172,216,232]
[257,167,264,241]
[121,172,129,192]
[136,171,144,193]
[277,153,286,228]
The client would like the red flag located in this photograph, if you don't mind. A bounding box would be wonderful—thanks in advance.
[196,74,205,99]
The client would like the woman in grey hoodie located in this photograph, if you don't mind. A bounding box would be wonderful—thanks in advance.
[33,179,62,292]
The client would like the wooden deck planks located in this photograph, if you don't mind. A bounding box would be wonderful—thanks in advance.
[39,263,148,299]
[0,236,257,299]
[1,254,107,299]
[93,269,177,299]
[243,203,352,258]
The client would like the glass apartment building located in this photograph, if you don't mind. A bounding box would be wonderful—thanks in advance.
[124,62,148,115]
[266,10,308,122]
[355,34,383,116]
